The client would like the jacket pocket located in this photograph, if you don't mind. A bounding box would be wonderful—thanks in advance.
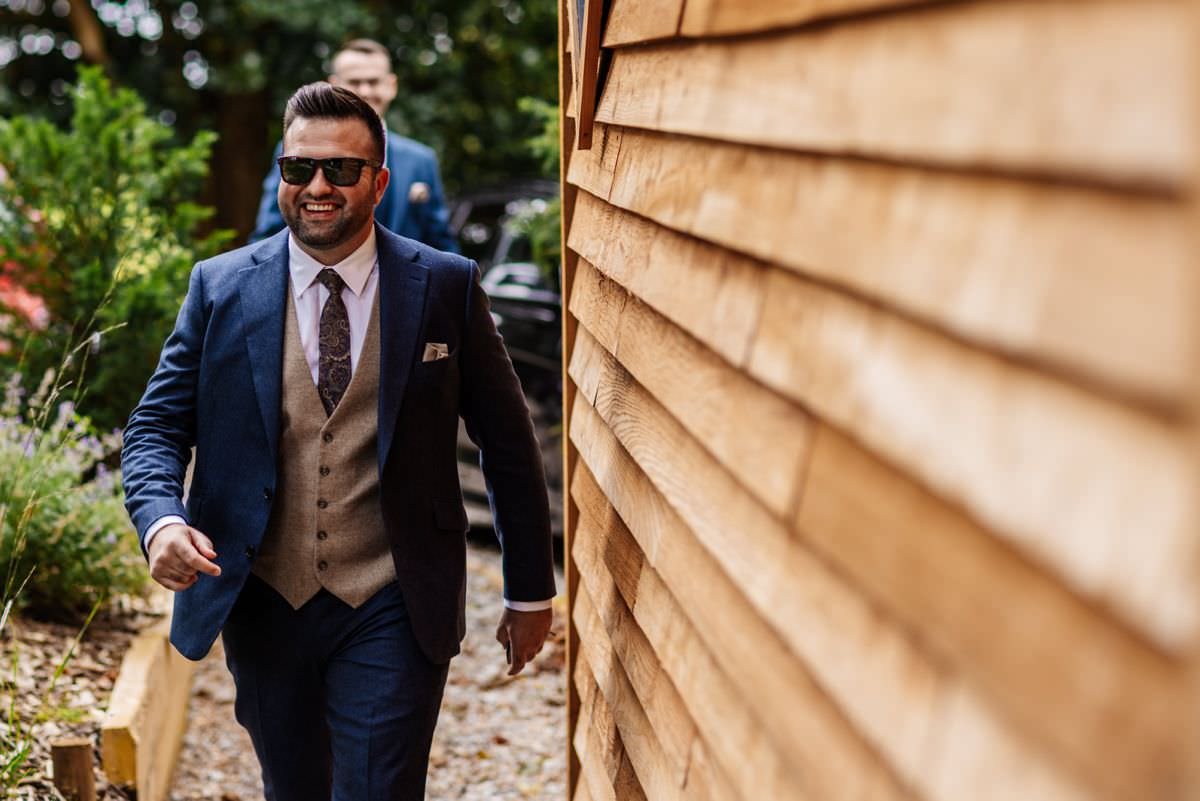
[433,498,469,533]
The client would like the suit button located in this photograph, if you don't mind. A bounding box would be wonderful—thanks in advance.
[319,465,330,477]
[317,560,328,571]
[322,432,333,443]
[263,488,272,501]
[244,545,256,558]
[317,499,328,509]
[317,530,328,541]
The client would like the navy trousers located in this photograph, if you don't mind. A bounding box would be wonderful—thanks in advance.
[222,575,450,801]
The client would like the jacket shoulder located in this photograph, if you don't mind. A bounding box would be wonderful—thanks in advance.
[386,131,437,162]
[194,232,284,288]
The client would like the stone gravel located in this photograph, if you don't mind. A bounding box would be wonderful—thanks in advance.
[169,540,567,800]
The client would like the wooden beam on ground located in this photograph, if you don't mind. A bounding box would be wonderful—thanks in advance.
[101,619,195,801]
[595,0,1192,187]
[51,738,96,801]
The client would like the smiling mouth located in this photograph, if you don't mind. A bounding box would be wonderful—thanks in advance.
[302,202,338,213]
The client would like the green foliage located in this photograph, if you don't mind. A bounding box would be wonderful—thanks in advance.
[0,0,560,200]
[511,96,561,283]
[0,370,144,621]
[0,66,231,430]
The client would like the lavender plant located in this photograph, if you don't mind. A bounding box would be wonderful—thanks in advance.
[0,369,143,621]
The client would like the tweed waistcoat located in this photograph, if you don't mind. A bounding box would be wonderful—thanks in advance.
[251,288,396,609]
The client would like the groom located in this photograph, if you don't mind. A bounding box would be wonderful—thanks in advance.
[121,83,556,800]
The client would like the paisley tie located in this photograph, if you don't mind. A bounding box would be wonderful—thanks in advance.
[316,269,351,416]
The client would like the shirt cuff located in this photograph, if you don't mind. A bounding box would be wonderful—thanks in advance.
[144,515,187,549]
[504,598,554,612]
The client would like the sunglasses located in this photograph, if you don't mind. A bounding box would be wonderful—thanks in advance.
[277,156,381,187]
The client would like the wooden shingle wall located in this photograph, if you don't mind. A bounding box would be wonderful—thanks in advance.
[558,2,1200,800]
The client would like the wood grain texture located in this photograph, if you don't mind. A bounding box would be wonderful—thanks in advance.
[595,0,1193,186]
[679,0,920,37]
[567,125,623,203]
[604,0,682,46]
[567,193,765,367]
[570,380,1092,801]
[574,580,704,801]
[569,272,813,518]
[594,126,1195,405]
[575,661,646,801]
[747,266,1198,650]
[798,423,1189,799]
[573,464,899,801]
[577,507,837,801]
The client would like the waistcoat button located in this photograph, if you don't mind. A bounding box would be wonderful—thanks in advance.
[317,560,328,571]
[317,530,328,541]
[319,465,330,476]
[322,432,333,443]
[317,499,328,509]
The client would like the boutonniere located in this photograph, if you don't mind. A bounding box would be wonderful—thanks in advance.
[408,182,431,203]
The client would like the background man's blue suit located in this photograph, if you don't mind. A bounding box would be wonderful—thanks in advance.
[121,225,555,665]
[251,132,458,252]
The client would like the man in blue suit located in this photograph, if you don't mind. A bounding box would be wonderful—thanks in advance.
[250,39,458,253]
[122,83,554,800]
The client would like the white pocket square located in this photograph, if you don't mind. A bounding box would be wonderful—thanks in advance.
[422,342,450,362]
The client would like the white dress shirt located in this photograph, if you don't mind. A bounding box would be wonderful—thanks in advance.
[145,229,551,611]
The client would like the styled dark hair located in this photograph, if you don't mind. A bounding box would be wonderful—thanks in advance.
[282,82,385,164]
[337,38,392,70]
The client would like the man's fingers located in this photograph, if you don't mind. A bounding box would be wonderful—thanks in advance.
[172,538,221,576]
[189,529,218,559]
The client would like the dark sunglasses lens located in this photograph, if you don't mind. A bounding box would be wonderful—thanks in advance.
[279,159,315,185]
[323,159,364,186]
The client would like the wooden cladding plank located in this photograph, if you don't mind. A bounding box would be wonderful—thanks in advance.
[572,516,698,797]
[680,0,919,37]
[595,0,1193,187]
[747,266,1198,650]
[569,352,1098,801]
[569,272,814,518]
[572,426,900,801]
[571,188,1198,649]
[576,489,850,801]
[567,193,765,367]
[575,661,647,801]
[604,0,683,46]
[593,126,1195,405]
[798,424,1189,800]
[573,467,895,801]
[574,581,704,801]
[567,125,623,201]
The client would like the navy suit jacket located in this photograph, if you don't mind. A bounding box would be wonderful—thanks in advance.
[121,226,554,662]
[251,131,458,253]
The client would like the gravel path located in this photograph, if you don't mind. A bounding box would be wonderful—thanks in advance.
[170,541,567,800]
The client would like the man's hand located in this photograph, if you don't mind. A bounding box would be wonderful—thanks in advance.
[495,607,552,676]
[147,523,221,592]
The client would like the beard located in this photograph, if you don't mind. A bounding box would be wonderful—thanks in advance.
[280,196,374,251]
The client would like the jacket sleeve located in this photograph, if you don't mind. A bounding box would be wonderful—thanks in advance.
[121,263,206,550]
[249,140,286,243]
[458,263,555,602]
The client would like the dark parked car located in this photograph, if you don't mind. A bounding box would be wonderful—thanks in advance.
[450,184,563,540]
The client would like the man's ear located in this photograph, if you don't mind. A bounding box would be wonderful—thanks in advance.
[374,166,391,205]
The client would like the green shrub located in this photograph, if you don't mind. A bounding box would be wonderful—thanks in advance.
[513,96,561,285]
[0,66,232,431]
[0,370,144,621]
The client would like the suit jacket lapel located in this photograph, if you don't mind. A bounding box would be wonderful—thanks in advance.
[237,233,289,461]
[376,225,428,472]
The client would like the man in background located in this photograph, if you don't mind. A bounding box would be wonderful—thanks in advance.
[251,38,458,252]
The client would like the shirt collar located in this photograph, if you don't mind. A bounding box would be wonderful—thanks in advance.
[287,226,378,299]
